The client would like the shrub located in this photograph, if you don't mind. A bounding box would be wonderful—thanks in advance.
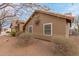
[6,31,10,33]
[16,32,34,47]
[52,36,79,56]
[16,31,23,36]
[10,29,16,37]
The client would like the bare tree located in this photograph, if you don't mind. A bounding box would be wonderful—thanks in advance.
[0,3,50,34]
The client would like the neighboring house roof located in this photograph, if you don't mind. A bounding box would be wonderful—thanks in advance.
[10,20,25,28]
[18,21,25,24]
[23,10,74,30]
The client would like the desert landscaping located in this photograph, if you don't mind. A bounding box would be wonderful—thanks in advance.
[0,35,54,56]
[0,3,79,56]
[0,32,78,56]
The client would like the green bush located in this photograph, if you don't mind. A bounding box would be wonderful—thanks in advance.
[78,28,79,32]
[16,32,34,47]
[10,29,16,37]
[52,36,79,56]
[6,31,10,33]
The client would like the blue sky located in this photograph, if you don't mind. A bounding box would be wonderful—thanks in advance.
[43,3,79,15]
[44,3,72,13]
[45,3,72,13]
[21,3,79,20]
[6,3,79,28]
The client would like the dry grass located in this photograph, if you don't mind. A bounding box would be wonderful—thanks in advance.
[12,32,79,55]
[52,36,79,56]
[15,32,34,47]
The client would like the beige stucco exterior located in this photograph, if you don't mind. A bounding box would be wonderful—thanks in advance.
[11,20,25,32]
[24,12,72,37]
[19,23,25,32]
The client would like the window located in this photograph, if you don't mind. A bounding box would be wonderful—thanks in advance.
[43,23,52,36]
[28,25,33,33]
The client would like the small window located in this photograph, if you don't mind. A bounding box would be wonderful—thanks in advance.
[43,23,52,36]
[28,25,33,33]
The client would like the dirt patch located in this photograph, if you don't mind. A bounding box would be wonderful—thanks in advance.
[70,36,79,45]
[0,36,54,56]
[0,35,79,56]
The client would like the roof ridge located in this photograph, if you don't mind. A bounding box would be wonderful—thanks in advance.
[34,10,74,20]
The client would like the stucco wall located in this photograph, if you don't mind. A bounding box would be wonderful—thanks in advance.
[19,24,24,32]
[25,12,68,37]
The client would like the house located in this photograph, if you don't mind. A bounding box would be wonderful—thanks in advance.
[10,20,18,31]
[10,20,25,32]
[18,20,25,32]
[23,10,74,37]
[0,28,11,36]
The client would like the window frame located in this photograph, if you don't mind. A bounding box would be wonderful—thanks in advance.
[28,25,33,33]
[43,23,52,36]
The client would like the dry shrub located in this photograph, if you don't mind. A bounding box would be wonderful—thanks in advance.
[16,32,34,47]
[52,36,79,56]
[10,29,17,37]
[16,31,23,36]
